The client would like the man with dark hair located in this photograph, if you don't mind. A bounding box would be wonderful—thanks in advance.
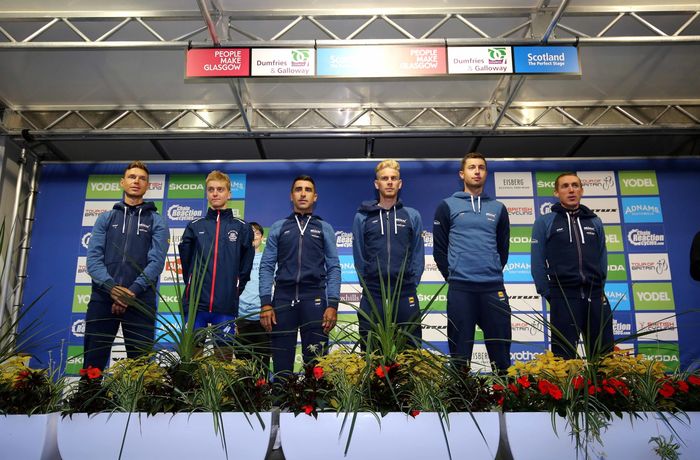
[433,152,512,372]
[236,222,271,367]
[531,172,612,359]
[84,161,169,370]
[179,170,254,360]
[259,175,341,375]
[352,159,424,350]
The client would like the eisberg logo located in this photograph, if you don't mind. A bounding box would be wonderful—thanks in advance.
[494,172,533,197]
[627,228,665,247]
[335,231,353,248]
[167,205,203,221]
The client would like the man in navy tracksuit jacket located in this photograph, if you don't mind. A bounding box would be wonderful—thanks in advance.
[531,172,612,359]
[84,161,169,370]
[433,153,511,372]
[352,160,424,350]
[259,175,341,376]
[179,170,254,357]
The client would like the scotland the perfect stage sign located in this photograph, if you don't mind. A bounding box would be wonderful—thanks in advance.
[513,46,580,75]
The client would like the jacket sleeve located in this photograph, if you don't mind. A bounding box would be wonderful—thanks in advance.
[86,211,116,291]
[596,217,608,286]
[322,221,341,308]
[351,212,367,282]
[530,215,550,298]
[433,200,451,281]
[259,221,281,306]
[237,222,255,294]
[129,212,169,296]
[497,204,510,268]
[408,208,425,286]
[178,223,195,286]
[692,231,700,281]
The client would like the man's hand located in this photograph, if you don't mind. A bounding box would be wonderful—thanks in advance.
[110,285,135,309]
[260,305,276,332]
[322,307,337,334]
[111,302,127,315]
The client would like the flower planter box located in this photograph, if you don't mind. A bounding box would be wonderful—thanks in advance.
[0,413,60,460]
[57,412,271,460]
[503,411,700,460]
[280,411,499,460]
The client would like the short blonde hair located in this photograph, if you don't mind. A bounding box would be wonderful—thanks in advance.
[375,160,400,178]
[205,170,231,190]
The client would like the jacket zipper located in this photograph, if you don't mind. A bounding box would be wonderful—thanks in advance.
[209,210,221,312]
[385,210,391,284]
[571,214,586,297]
[295,216,305,303]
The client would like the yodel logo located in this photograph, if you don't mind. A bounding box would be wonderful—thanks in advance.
[90,182,120,192]
[622,178,655,188]
[636,291,671,302]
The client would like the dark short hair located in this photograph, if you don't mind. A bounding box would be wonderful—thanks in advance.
[250,221,264,236]
[124,161,149,177]
[460,152,487,170]
[554,172,581,190]
[290,175,316,192]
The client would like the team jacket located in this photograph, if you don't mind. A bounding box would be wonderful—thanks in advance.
[530,203,607,298]
[352,200,424,293]
[179,208,254,316]
[259,213,341,308]
[87,201,169,305]
[433,192,510,291]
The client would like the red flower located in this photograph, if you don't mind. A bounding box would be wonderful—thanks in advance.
[497,396,504,406]
[375,365,387,379]
[517,375,531,388]
[537,379,550,395]
[549,386,563,400]
[86,366,102,380]
[15,369,31,380]
[492,384,505,392]
[410,410,420,418]
[313,366,324,380]
[79,368,88,377]
[508,383,520,395]
[603,385,616,395]
[572,376,585,390]
[659,382,675,398]
[301,404,314,415]
[688,375,700,386]
[677,381,689,393]
[255,378,267,387]
[588,385,599,395]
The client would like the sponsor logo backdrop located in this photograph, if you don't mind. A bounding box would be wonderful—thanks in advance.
[21,159,700,372]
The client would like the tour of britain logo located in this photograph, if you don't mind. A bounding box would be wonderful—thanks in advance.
[576,171,617,196]
[628,253,672,281]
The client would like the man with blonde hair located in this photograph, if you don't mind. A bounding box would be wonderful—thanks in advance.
[179,170,254,359]
[352,160,424,350]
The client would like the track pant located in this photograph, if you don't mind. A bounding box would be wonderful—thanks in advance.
[270,296,329,376]
[83,299,156,370]
[357,288,422,351]
[446,285,512,372]
[548,286,613,359]
[236,318,271,369]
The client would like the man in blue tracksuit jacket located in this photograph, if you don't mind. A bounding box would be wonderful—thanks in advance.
[433,152,511,372]
[84,161,169,370]
[259,175,341,376]
[179,170,254,358]
[531,172,612,359]
[352,160,424,350]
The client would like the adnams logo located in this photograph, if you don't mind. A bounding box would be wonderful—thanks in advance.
[604,283,631,311]
[503,254,532,282]
[621,197,663,223]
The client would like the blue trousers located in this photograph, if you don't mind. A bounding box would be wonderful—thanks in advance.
[191,310,237,346]
[549,286,613,359]
[446,285,512,372]
[83,299,156,370]
[357,289,422,351]
[270,296,329,376]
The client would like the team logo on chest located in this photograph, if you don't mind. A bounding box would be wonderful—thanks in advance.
[228,230,238,242]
